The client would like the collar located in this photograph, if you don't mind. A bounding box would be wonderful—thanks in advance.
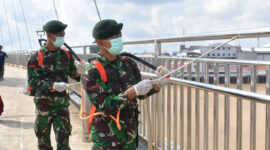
[42,46,61,54]
[97,54,121,68]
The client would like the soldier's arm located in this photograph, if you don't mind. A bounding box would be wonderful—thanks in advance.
[82,65,131,116]
[27,53,54,92]
[125,57,159,100]
[68,54,80,82]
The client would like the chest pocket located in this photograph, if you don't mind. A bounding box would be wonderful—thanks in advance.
[38,50,71,78]
[105,60,136,93]
[56,52,70,74]
[106,68,122,93]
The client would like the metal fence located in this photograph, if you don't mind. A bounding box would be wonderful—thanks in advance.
[6,54,30,66]
[138,62,270,150]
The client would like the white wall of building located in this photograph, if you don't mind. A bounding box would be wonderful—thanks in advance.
[200,43,240,59]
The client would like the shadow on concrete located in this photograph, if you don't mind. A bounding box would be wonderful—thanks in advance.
[0,77,26,88]
[0,119,34,129]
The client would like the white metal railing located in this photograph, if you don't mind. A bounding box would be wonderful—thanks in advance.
[139,72,270,150]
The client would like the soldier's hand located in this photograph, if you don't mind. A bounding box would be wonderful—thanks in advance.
[76,61,89,74]
[53,82,69,92]
[133,80,154,96]
[155,66,170,87]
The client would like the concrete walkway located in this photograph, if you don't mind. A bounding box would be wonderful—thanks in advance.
[0,65,92,150]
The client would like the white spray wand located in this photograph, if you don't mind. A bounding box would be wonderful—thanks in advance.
[157,35,239,80]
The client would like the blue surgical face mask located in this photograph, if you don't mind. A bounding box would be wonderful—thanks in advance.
[106,37,123,56]
[53,36,65,48]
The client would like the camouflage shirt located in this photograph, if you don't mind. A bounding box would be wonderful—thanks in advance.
[27,46,80,97]
[82,55,158,147]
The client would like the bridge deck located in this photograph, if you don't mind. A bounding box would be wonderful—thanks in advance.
[0,65,92,150]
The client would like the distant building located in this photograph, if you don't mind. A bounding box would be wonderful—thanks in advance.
[238,47,270,61]
[179,45,201,53]
[201,43,241,59]
[178,43,241,59]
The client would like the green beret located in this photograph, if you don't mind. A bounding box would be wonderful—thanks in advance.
[92,19,123,39]
[43,20,67,34]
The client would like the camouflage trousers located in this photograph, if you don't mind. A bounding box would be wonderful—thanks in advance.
[92,140,136,150]
[34,103,71,150]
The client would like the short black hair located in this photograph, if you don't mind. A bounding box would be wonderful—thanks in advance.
[0,45,2,49]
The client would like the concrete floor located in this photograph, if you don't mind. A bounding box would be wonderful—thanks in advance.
[0,65,92,150]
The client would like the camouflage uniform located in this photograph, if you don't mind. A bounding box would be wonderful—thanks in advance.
[82,55,158,150]
[27,46,80,150]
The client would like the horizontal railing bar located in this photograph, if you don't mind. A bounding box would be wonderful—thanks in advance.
[124,27,270,44]
[69,44,97,48]
[8,53,270,66]
[156,57,270,66]
[142,72,270,104]
[54,28,270,47]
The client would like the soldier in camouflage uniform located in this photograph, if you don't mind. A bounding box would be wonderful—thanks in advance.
[81,19,169,150]
[27,20,85,150]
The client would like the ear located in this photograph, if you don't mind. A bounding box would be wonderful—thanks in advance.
[47,33,55,42]
[96,39,103,46]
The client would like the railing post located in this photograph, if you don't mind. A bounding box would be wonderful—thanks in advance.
[266,65,270,150]
[237,64,243,150]
[152,92,156,149]
[144,99,153,150]
[167,60,172,150]
[173,60,178,150]
[195,62,200,150]
[180,60,185,150]
[83,46,87,60]
[161,60,166,150]
[187,62,192,150]
[154,40,161,57]
[156,89,162,149]
[204,63,209,150]
[214,63,219,150]
[224,64,230,150]
[250,65,257,150]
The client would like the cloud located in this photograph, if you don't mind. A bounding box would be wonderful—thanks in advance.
[0,0,270,53]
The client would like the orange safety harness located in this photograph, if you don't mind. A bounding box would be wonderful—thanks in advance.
[27,49,71,93]
[79,60,121,134]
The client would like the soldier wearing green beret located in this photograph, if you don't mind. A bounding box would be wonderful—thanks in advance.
[27,20,86,150]
[81,19,169,150]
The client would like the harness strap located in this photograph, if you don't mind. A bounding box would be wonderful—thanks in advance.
[88,105,96,133]
[38,50,43,67]
[79,60,122,133]
[64,50,71,61]
[87,60,109,133]
[38,49,71,67]
[92,60,108,83]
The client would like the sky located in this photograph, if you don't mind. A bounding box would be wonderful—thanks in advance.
[0,0,270,54]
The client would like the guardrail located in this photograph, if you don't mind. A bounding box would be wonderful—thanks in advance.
[137,57,270,83]
[140,72,270,150]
